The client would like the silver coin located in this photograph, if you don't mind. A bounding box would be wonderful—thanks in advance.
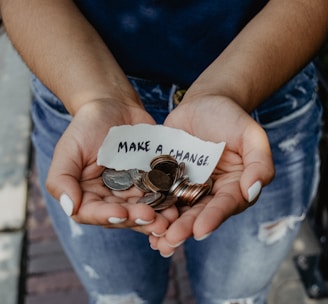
[137,192,165,206]
[131,171,151,192]
[127,168,141,180]
[102,168,133,191]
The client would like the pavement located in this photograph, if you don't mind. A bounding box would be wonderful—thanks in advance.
[1,28,328,304]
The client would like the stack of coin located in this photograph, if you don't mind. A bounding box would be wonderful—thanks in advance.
[102,155,213,210]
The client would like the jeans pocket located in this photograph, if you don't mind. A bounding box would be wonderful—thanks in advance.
[31,77,71,157]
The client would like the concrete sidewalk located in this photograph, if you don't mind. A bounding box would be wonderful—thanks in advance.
[1,29,328,304]
[0,30,31,304]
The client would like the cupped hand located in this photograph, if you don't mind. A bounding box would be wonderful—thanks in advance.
[149,95,275,256]
[46,99,179,236]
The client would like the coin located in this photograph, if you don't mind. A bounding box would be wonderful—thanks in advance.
[183,183,210,206]
[153,194,178,211]
[137,192,165,207]
[131,171,151,193]
[169,176,189,196]
[143,169,173,192]
[150,154,179,176]
[102,168,133,191]
[101,155,213,210]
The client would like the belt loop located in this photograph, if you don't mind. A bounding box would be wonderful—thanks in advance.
[170,87,187,112]
[168,84,179,112]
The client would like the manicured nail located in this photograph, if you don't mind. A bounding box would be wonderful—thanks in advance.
[194,233,211,241]
[150,243,158,250]
[135,218,154,225]
[108,217,127,224]
[160,251,175,258]
[59,193,74,216]
[152,231,167,237]
[248,181,262,202]
[167,240,185,248]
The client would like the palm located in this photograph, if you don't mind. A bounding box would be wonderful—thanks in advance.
[47,100,178,235]
[149,96,274,255]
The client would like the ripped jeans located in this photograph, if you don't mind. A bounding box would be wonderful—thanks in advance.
[31,63,322,304]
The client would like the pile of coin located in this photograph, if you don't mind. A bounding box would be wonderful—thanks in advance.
[102,155,213,211]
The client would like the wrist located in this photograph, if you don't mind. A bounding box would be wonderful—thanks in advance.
[183,79,257,113]
[64,86,143,116]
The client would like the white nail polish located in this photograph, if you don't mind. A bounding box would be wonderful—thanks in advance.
[167,240,185,248]
[152,231,167,237]
[59,193,74,216]
[108,217,127,224]
[160,251,175,258]
[194,233,211,241]
[248,181,262,202]
[150,243,158,250]
[135,218,154,225]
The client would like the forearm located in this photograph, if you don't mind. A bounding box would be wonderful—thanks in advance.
[0,0,139,115]
[186,0,328,112]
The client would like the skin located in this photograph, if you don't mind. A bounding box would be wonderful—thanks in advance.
[0,0,327,256]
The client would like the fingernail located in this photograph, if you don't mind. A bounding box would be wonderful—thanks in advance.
[135,218,154,225]
[194,232,211,241]
[160,251,175,258]
[59,193,74,216]
[248,181,262,202]
[108,217,127,224]
[150,243,158,250]
[167,240,185,248]
[152,231,167,237]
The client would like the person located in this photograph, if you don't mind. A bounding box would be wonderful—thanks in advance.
[1,1,327,303]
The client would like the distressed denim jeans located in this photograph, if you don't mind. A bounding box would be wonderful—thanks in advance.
[31,63,322,304]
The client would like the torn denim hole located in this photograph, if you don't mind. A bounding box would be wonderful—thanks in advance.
[223,298,254,304]
[295,85,307,95]
[278,133,301,153]
[258,213,305,245]
[69,218,83,238]
[285,93,298,110]
[94,292,146,304]
[83,264,100,279]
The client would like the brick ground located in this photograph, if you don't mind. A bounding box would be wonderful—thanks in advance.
[23,156,195,304]
[24,158,88,304]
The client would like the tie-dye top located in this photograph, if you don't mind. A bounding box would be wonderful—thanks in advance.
[75,0,268,86]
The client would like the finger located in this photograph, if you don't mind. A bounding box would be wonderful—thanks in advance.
[240,122,275,203]
[75,195,157,226]
[149,234,159,250]
[153,205,180,224]
[192,187,243,239]
[157,204,201,250]
[133,205,180,237]
[132,212,171,236]
[154,237,176,258]
[46,138,86,216]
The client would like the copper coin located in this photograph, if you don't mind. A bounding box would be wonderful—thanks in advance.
[150,154,179,176]
[144,169,173,192]
[137,192,165,206]
[153,194,178,211]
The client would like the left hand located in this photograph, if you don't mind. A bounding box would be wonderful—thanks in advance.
[149,95,275,257]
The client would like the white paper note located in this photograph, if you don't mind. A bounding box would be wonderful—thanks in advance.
[97,124,225,183]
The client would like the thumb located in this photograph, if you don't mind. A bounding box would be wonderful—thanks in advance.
[240,124,275,203]
[46,138,83,216]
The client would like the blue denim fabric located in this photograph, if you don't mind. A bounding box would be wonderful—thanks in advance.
[31,63,322,304]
